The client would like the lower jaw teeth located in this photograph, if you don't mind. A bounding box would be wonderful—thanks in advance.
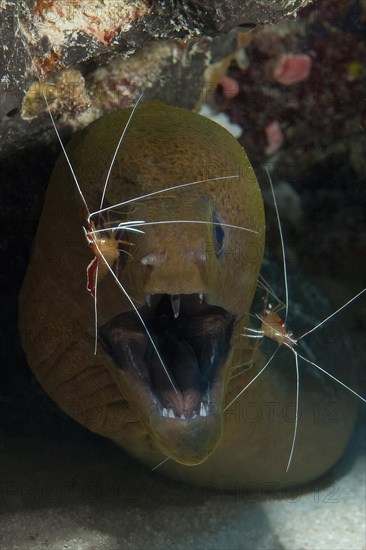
[161,402,209,419]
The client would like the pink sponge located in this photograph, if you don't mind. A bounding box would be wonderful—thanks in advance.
[273,54,312,85]
[219,75,240,98]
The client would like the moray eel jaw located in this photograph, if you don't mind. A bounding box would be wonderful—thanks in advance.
[100,294,235,465]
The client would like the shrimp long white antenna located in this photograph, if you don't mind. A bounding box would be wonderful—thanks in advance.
[110,221,146,234]
[286,351,299,472]
[99,92,145,210]
[152,456,170,471]
[224,347,280,411]
[298,287,366,341]
[90,175,239,221]
[265,167,289,322]
[93,262,99,356]
[17,8,92,216]
[91,219,260,236]
[92,239,178,394]
[285,334,366,469]
[264,167,297,469]
[42,91,90,214]
[297,351,366,403]
[258,274,284,308]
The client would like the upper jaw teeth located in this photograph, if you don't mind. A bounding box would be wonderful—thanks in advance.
[171,295,181,318]
[161,401,209,420]
[145,293,205,317]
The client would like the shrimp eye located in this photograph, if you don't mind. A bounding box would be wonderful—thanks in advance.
[213,211,225,258]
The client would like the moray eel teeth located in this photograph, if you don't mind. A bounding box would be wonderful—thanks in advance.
[170,294,181,318]
[99,293,235,464]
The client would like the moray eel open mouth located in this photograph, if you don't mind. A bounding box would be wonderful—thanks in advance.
[100,293,235,464]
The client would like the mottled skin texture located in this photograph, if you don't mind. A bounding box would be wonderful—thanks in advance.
[19,102,357,488]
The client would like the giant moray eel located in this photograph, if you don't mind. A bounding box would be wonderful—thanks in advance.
[19,101,357,488]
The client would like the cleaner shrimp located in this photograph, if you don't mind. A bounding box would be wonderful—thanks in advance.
[226,170,366,472]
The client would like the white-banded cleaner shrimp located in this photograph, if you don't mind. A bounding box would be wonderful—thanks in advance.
[227,169,366,472]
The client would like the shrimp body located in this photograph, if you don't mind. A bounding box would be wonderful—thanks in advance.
[259,303,297,348]
[84,222,133,296]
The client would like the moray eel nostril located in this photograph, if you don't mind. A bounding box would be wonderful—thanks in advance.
[19,100,358,486]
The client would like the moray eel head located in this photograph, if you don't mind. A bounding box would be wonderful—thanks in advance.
[19,101,265,467]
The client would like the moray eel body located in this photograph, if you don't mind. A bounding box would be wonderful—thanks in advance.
[19,101,357,487]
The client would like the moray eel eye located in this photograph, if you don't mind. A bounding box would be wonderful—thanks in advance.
[213,211,225,258]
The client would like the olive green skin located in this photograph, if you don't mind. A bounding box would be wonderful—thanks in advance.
[19,102,356,487]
